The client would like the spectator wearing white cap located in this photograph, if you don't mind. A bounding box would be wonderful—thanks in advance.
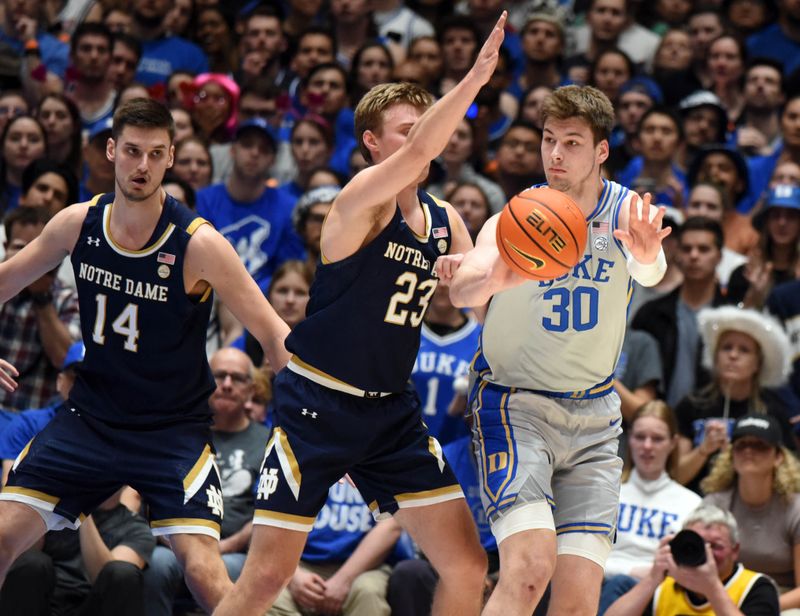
[293,184,339,274]
[674,305,795,493]
[703,413,800,612]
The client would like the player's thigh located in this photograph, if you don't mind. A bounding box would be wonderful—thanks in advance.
[471,388,564,524]
[395,498,486,579]
[551,427,621,564]
[2,409,121,530]
[122,421,224,539]
[349,386,463,519]
[254,370,369,532]
[0,501,47,559]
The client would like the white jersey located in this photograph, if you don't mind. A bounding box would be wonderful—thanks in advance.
[474,180,632,397]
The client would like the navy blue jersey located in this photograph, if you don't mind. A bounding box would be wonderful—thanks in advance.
[286,191,452,394]
[69,193,215,426]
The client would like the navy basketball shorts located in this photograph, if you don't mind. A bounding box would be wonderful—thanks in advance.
[1,406,223,538]
[253,369,463,532]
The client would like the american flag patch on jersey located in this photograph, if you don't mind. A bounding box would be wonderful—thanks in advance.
[157,252,176,265]
[591,220,609,234]
[432,226,448,238]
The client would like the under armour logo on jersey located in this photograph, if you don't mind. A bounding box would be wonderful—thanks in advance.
[87,237,100,246]
[205,485,224,517]
[257,468,279,500]
[301,408,318,419]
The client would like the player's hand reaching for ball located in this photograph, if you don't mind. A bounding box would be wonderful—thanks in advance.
[435,254,464,285]
[470,11,506,85]
[0,359,18,392]
[613,192,672,264]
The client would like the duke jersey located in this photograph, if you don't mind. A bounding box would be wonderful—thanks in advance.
[412,317,481,444]
[69,193,216,425]
[474,179,633,395]
[287,190,452,394]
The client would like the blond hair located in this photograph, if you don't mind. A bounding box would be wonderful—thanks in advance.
[622,400,680,482]
[540,85,615,144]
[701,443,800,500]
[354,82,434,163]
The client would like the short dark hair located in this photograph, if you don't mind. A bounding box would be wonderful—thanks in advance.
[21,159,79,207]
[112,32,142,61]
[240,76,281,101]
[112,98,175,142]
[639,105,685,141]
[746,56,784,91]
[437,15,480,45]
[678,215,724,250]
[4,205,50,242]
[71,22,113,56]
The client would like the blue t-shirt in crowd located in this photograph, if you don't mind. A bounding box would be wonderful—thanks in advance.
[411,319,481,446]
[443,436,496,552]
[135,36,209,86]
[0,31,69,78]
[302,483,413,564]
[0,402,59,460]
[196,183,305,292]
[616,157,688,207]
[748,23,800,76]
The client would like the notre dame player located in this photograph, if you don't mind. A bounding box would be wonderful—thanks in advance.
[0,98,291,613]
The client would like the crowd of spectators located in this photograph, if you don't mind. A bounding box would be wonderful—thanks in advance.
[1,0,800,613]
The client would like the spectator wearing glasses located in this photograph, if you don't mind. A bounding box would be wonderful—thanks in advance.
[143,347,270,615]
[0,90,28,136]
[187,73,240,145]
[702,413,800,611]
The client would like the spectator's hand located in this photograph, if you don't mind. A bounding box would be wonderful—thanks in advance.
[319,571,352,615]
[743,260,773,308]
[26,272,55,296]
[287,568,326,611]
[647,535,675,585]
[0,359,18,392]
[736,126,769,155]
[667,543,719,596]
[664,174,684,210]
[240,51,268,80]
[434,254,464,285]
[699,420,728,457]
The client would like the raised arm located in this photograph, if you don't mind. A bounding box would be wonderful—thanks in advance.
[333,12,507,218]
[185,225,291,372]
[449,214,526,308]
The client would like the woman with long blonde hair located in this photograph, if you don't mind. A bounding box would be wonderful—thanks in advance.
[703,414,800,611]
[598,401,702,614]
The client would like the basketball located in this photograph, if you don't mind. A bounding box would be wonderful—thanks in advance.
[496,187,587,280]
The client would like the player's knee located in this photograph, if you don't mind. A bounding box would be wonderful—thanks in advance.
[501,548,555,594]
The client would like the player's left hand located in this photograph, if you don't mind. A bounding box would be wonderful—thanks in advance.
[434,254,464,285]
[613,192,672,264]
[320,572,352,615]
[0,359,18,392]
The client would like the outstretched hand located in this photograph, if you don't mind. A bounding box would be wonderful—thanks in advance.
[0,359,18,392]
[613,192,672,264]
[470,11,507,85]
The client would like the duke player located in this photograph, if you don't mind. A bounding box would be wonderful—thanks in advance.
[0,99,291,613]
[213,13,508,616]
[447,86,672,616]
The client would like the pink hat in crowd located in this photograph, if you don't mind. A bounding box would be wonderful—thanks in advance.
[191,73,241,136]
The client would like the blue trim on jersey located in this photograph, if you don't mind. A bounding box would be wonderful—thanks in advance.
[585,179,611,221]
[477,373,616,400]
[556,521,614,535]
[611,187,630,258]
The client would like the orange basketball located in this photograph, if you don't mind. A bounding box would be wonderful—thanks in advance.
[496,187,587,280]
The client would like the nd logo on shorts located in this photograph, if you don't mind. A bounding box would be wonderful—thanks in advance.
[258,427,302,501]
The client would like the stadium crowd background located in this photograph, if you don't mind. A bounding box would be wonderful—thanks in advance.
[1,0,800,613]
